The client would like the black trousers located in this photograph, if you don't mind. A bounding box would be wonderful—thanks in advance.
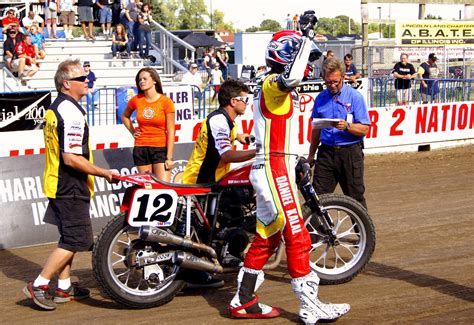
[313,142,367,209]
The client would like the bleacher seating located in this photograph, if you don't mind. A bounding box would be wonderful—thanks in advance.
[2,36,173,91]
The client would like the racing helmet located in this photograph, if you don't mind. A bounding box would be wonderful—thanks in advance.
[265,30,322,73]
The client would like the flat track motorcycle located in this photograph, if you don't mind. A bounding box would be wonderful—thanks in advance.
[92,157,376,308]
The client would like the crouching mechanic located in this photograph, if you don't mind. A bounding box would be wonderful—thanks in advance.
[181,79,256,288]
[227,11,350,324]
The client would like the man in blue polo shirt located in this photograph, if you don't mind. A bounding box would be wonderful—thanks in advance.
[307,57,370,208]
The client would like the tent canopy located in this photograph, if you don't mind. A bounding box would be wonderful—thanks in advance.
[182,33,222,47]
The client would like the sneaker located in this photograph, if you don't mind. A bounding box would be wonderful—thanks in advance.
[53,282,90,303]
[186,272,224,289]
[22,282,56,310]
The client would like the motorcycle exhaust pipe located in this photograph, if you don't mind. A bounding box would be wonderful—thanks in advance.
[173,251,223,273]
[139,226,217,259]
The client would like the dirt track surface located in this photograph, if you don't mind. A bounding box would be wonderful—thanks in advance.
[1,145,473,324]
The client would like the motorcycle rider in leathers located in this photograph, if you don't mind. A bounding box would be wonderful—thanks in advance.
[228,11,351,324]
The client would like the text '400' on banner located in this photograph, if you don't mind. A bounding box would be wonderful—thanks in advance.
[396,21,474,47]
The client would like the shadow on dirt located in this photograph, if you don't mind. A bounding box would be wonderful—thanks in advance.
[366,262,474,302]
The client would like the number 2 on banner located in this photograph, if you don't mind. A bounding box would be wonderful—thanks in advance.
[127,189,178,227]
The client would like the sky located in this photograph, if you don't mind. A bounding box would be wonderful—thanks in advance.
[208,0,467,30]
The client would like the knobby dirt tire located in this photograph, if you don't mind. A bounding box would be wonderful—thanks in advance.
[305,193,376,285]
[92,211,185,308]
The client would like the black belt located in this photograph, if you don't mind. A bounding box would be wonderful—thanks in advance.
[320,142,360,150]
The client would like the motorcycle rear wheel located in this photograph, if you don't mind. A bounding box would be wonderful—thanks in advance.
[304,193,376,285]
[92,211,185,308]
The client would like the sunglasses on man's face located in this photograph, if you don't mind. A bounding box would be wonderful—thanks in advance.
[234,96,250,105]
[68,75,88,82]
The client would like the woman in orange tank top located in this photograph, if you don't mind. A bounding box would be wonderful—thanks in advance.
[122,67,175,181]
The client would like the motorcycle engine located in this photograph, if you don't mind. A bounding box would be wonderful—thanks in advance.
[219,187,254,228]
[216,227,249,266]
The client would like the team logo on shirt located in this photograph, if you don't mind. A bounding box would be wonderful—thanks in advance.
[142,107,155,119]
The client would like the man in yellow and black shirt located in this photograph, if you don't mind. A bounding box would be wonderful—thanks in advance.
[22,59,118,311]
[183,79,255,184]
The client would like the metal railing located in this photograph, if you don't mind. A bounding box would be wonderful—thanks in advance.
[1,67,19,92]
[151,22,195,75]
[369,78,474,108]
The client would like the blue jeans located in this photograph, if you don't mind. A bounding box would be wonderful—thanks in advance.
[99,7,112,24]
[86,90,98,111]
[121,18,137,51]
[138,29,152,58]
[112,42,131,56]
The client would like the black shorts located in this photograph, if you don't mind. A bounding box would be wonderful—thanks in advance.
[44,198,93,252]
[133,146,167,166]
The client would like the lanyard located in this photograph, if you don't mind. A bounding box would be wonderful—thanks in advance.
[333,95,351,113]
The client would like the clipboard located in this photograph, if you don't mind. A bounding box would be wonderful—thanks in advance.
[311,118,341,129]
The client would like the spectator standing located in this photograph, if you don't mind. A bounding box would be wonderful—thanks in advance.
[392,53,416,105]
[13,34,40,85]
[44,0,58,38]
[319,50,335,78]
[3,27,23,73]
[22,10,45,34]
[29,25,46,60]
[216,44,229,80]
[181,63,203,103]
[83,61,98,111]
[308,58,370,209]
[229,13,350,324]
[22,59,118,311]
[203,47,215,80]
[418,53,440,104]
[59,0,76,40]
[208,62,224,103]
[77,0,96,40]
[112,0,122,25]
[97,0,113,37]
[121,68,175,181]
[286,13,292,29]
[2,8,20,33]
[122,0,141,52]
[111,23,130,58]
[137,3,155,59]
[343,53,360,82]
[292,14,298,30]
[254,65,266,80]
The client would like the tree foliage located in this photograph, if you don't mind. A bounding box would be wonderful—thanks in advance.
[316,16,361,36]
[213,9,235,32]
[150,1,365,38]
[176,0,208,29]
[151,0,210,30]
[244,19,281,32]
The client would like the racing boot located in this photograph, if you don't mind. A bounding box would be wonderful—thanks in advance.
[228,267,280,318]
[291,271,350,324]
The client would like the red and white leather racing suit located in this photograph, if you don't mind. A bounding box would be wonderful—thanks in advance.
[243,36,314,278]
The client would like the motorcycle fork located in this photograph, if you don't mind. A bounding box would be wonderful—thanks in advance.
[300,182,338,243]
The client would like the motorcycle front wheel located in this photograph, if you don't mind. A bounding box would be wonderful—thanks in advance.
[92,211,185,308]
[304,193,376,285]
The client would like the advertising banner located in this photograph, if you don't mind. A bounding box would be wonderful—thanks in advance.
[115,85,194,124]
[0,143,194,249]
[0,91,51,132]
[396,21,474,47]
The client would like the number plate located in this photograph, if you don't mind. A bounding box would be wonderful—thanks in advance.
[127,189,179,227]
